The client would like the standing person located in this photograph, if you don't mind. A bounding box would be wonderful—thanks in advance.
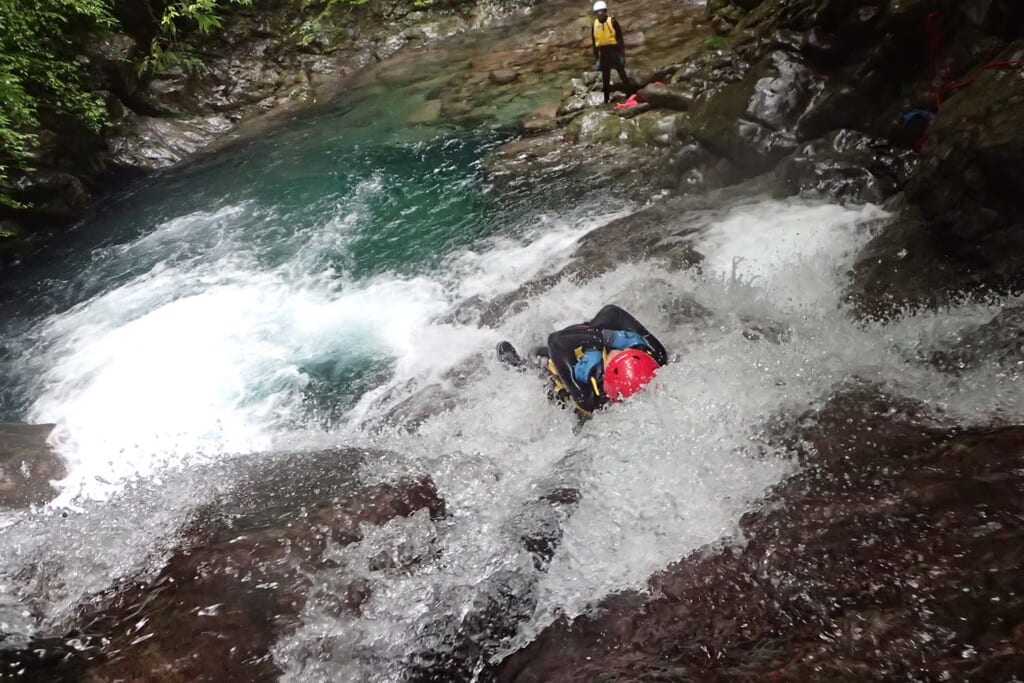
[496,304,668,420]
[591,1,631,103]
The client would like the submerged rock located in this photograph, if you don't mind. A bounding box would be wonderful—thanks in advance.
[4,450,445,682]
[376,353,487,431]
[521,102,560,132]
[407,450,586,682]
[488,69,520,86]
[385,383,461,431]
[930,304,1024,374]
[467,201,705,329]
[481,126,679,201]
[0,423,63,509]
[490,388,1024,681]
[740,317,792,344]
[659,292,714,327]
[408,99,443,125]
[465,179,775,328]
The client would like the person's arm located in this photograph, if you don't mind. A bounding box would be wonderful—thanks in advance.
[547,325,604,413]
[590,304,668,366]
[591,21,599,61]
[612,18,625,56]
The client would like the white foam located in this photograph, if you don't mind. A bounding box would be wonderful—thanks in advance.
[22,201,620,504]
[274,197,1024,680]
[699,199,888,307]
[9,190,1024,683]
[27,268,453,503]
[448,210,631,301]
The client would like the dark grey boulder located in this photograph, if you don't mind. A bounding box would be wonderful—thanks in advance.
[638,83,695,111]
[685,50,823,175]
[9,171,92,224]
[775,129,918,204]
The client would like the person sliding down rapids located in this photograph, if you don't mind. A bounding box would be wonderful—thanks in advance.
[497,304,668,419]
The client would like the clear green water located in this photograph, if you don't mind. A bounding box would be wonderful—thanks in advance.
[0,43,616,427]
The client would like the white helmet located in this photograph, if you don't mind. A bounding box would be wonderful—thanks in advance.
[593,1,607,11]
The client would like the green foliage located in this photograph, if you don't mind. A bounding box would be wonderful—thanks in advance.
[141,0,254,76]
[296,0,370,46]
[295,0,436,47]
[704,35,727,51]
[0,0,255,205]
[0,0,115,201]
[0,0,430,208]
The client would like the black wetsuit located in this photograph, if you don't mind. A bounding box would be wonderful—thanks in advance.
[541,304,668,416]
[592,17,630,103]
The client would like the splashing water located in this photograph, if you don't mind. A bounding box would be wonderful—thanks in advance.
[2,31,1023,682]
[3,179,1021,679]
[267,198,1024,679]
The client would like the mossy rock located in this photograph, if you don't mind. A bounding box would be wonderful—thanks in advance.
[566,111,625,144]
[629,112,684,147]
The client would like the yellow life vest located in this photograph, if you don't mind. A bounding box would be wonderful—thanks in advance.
[593,16,618,47]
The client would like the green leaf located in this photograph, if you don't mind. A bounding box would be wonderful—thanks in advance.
[0,0,117,205]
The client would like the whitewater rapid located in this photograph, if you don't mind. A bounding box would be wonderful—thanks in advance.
[12,192,628,505]
[3,189,1023,681]
[274,197,1021,678]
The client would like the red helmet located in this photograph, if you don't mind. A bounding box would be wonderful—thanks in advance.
[603,350,660,402]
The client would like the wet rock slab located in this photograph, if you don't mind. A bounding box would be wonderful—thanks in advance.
[109,114,236,172]
[2,450,445,682]
[0,423,64,509]
[401,448,591,683]
[774,129,918,204]
[490,388,1024,681]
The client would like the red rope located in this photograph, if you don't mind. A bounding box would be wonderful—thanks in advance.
[926,10,1024,109]
[927,10,944,108]
[943,59,1024,98]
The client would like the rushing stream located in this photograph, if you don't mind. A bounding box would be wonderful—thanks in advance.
[2,5,1024,681]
